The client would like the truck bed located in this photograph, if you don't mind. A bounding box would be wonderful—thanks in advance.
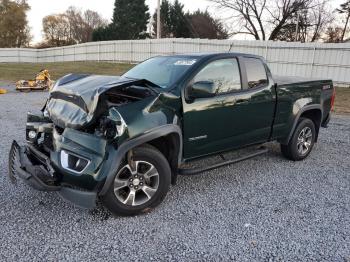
[274,75,332,86]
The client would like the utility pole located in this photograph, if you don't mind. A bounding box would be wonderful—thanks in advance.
[295,11,300,42]
[157,0,161,39]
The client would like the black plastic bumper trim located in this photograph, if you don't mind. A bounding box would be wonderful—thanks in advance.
[9,140,97,209]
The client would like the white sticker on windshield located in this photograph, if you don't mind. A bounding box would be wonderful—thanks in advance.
[174,59,197,66]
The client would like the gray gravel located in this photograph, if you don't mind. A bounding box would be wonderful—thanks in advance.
[0,90,349,261]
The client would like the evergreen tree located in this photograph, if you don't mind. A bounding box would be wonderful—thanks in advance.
[110,0,150,39]
[170,0,191,37]
[186,10,228,39]
[152,0,191,38]
[93,0,150,41]
[152,0,172,37]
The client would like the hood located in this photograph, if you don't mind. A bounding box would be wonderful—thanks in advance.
[46,74,158,129]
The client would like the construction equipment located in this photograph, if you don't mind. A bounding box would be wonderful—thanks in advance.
[16,69,53,92]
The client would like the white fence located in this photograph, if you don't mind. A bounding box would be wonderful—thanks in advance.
[1,38,350,84]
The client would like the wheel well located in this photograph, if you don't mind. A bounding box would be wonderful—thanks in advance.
[145,133,181,184]
[300,109,322,142]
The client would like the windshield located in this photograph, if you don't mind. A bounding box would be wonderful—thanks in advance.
[123,56,197,88]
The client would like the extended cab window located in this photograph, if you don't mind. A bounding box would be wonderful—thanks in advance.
[243,57,268,89]
[193,58,241,94]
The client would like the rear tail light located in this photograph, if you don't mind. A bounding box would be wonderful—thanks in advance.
[331,88,336,111]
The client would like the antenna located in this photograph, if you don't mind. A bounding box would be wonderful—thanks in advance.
[228,43,234,53]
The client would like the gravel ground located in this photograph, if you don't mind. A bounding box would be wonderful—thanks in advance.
[0,90,349,261]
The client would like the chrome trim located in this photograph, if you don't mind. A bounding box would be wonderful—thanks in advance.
[189,135,207,141]
[60,150,90,174]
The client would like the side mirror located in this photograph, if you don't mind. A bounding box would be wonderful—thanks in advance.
[188,81,216,99]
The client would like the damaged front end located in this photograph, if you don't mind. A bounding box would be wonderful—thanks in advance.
[9,111,102,208]
[9,74,179,209]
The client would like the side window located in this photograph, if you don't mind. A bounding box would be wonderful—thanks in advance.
[243,57,268,89]
[193,58,241,94]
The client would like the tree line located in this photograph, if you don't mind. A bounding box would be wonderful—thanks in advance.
[1,0,350,48]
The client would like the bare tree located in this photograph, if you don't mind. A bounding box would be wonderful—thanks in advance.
[208,0,332,41]
[209,0,267,40]
[337,1,350,42]
[308,0,334,42]
[66,6,107,43]
[41,6,107,47]
[274,0,333,42]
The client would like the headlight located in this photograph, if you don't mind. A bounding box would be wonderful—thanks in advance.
[98,109,127,140]
[28,130,37,139]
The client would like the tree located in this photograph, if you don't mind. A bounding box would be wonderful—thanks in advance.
[324,26,344,43]
[111,0,150,39]
[152,0,194,38]
[93,0,150,41]
[65,6,107,43]
[187,10,228,39]
[152,0,174,37]
[42,7,107,47]
[274,0,333,42]
[337,1,350,42]
[0,0,31,47]
[208,0,331,41]
[92,26,111,41]
[170,0,192,37]
[42,14,74,47]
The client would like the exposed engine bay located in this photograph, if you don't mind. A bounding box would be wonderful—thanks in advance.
[44,74,158,131]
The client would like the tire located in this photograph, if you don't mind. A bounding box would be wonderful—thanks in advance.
[101,145,171,216]
[281,117,316,161]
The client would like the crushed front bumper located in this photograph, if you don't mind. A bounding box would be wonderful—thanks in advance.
[8,140,97,209]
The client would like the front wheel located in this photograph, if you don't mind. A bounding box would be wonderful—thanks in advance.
[101,145,171,216]
[281,117,316,161]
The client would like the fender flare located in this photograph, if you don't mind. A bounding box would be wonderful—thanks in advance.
[99,124,183,196]
[283,105,323,145]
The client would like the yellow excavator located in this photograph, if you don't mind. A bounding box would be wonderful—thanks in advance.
[16,69,53,92]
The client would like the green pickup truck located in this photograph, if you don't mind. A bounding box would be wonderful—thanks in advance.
[9,53,335,216]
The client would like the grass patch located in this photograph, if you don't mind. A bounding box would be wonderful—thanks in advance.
[0,62,133,82]
[334,87,350,115]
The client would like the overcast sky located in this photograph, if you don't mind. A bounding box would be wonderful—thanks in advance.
[27,0,343,43]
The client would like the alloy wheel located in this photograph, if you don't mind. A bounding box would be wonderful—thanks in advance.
[113,161,160,206]
[297,127,313,155]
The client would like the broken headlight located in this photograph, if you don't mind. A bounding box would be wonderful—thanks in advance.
[97,109,127,140]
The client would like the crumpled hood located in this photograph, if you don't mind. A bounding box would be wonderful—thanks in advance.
[46,74,156,129]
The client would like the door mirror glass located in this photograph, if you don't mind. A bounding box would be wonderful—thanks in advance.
[189,81,216,99]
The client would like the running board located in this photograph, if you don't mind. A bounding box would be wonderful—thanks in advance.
[178,147,268,176]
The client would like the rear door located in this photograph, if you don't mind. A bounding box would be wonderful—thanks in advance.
[182,56,276,159]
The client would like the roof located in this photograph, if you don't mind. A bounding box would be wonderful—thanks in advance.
[163,52,263,60]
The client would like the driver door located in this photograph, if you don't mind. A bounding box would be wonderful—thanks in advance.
[182,57,243,158]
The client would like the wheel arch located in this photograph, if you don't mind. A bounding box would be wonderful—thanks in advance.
[283,105,323,145]
[99,124,182,196]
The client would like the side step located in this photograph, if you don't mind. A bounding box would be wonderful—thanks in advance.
[178,147,268,176]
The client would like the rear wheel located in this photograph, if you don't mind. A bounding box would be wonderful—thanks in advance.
[101,145,171,216]
[281,117,316,161]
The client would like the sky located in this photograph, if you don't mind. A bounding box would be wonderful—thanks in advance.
[27,0,344,44]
